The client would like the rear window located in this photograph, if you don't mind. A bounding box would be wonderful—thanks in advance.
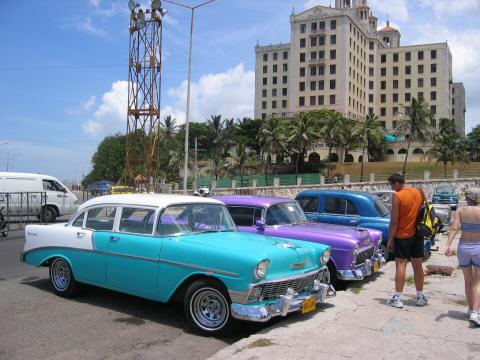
[119,207,156,235]
[86,207,116,231]
[227,206,262,226]
[298,197,318,213]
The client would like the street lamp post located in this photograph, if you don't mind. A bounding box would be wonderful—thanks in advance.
[163,0,215,194]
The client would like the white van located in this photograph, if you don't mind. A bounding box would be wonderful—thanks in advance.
[0,172,79,222]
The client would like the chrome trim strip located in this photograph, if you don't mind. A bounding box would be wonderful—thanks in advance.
[228,289,249,304]
[22,246,240,277]
[250,267,322,288]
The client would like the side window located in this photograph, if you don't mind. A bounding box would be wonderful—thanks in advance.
[253,208,263,223]
[72,212,85,227]
[346,200,358,215]
[119,207,156,235]
[43,180,64,192]
[85,207,117,231]
[324,197,346,215]
[227,206,256,226]
[299,197,318,213]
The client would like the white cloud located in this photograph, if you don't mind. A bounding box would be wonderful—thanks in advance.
[420,0,480,19]
[77,16,108,37]
[66,96,97,115]
[88,0,101,9]
[368,0,409,22]
[165,63,255,124]
[303,0,330,10]
[82,81,128,136]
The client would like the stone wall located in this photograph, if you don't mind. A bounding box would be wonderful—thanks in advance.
[207,178,480,200]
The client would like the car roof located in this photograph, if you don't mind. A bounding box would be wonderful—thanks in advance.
[0,172,57,180]
[297,189,379,200]
[215,195,296,208]
[79,193,223,211]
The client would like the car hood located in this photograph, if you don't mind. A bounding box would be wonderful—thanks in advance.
[181,231,326,278]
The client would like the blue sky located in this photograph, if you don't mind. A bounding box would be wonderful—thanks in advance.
[1,0,479,182]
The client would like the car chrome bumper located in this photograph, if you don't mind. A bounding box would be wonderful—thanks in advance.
[337,253,386,281]
[230,282,336,323]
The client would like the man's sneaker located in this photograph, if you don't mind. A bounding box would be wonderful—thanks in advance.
[467,308,474,318]
[415,294,428,306]
[387,294,403,308]
[469,311,480,327]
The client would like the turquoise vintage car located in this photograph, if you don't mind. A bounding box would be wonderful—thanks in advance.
[432,185,459,210]
[21,194,334,336]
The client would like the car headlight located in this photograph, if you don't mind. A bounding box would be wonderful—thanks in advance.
[321,248,331,265]
[254,260,270,279]
[353,244,360,256]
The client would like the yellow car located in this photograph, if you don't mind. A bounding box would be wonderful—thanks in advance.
[111,186,135,194]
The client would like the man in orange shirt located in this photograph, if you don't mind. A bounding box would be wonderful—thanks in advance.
[386,173,428,308]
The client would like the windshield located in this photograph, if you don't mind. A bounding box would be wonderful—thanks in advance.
[157,204,237,236]
[436,187,454,194]
[374,198,391,217]
[265,202,308,226]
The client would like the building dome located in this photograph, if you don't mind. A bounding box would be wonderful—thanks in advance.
[379,21,399,33]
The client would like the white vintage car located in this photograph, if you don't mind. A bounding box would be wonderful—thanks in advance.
[21,194,334,335]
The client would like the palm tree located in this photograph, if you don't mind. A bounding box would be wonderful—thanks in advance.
[338,118,361,163]
[257,117,286,186]
[161,115,177,144]
[287,113,320,181]
[396,97,432,177]
[426,118,469,178]
[357,114,383,182]
[206,115,232,181]
[313,109,343,179]
[228,141,261,186]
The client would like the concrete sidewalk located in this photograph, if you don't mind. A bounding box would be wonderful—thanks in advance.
[209,234,480,360]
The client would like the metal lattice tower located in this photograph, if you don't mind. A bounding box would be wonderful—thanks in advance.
[126,4,165,192]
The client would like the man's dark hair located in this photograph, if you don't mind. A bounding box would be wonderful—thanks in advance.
[388,173,405,184]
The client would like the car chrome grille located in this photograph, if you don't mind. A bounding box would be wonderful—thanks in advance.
[259,271,319,300]
[355,247,375,265]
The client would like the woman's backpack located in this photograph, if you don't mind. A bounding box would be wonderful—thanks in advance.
[417,193,441,239]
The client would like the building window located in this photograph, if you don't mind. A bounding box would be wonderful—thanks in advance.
[381,67,386,76]
[272,89,277,97]
[311,51,317,60]
[393,120,397,129]
[329,94,336,104]
[272,64,277,73]
[319,50,325,59]
[319,36,325,46]
[300,23,306,33]
[405,79,411,88]
[299,82,305,91]
[405,93,411,102]
[300,53,305,62]
[405,52,411,61]
[418,92,424,100]
[381,94,386,103]
[311,22,317,32]
[262,77,267,85]
[381,80,386,90]
[300,38,306,48]
[262,101,266,109]
[418,51,424,60]
[431,118,437,127]
[381,54,386,63]
[431,105,436,114]
[380,107,386,116]
[261,113,266,119]
[263,53,268,62]
[262,89,267,97]
[319,80,324,90]
[273,52,278,61]
[262,65,267,74]
[310,96,316,106]
[418,78,424,87]
[418,64,424,74]
[331,20,336,30]
[369,54,374,63]
[310,66,317,76]
[272,77,277,85]
[318,95,324,105]
[330,79,336,89]
[393,93,398,102]
[431,91,437,101]
[330,35,336,44]
[393,107,398,115]
[393,67,399,76]
[319,21,325,29]
[369,67,374,76]
[369,41,374,50]
[300,67,305,77]
[283,51,288,60]
[310,81,316,91]
[330,49,336,59]
[299,96,305,106]
[330,64,336,74]
[369,81,374,90]
[282,100,287,108]
[431,49,437,59]
[405,65,411,75]
[311,37,317,47]
[282,75,288,83]
[319,65,325,75]
[431,63,437,73]
[283,63,288,71]
[393,80,398,89]
[272,101,277,109]
[393,53,399,62]
[282,88,287,96]
[369,94,374,103]
[380,120,386,128]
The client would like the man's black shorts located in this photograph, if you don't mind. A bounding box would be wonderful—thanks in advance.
[394,235,424,260]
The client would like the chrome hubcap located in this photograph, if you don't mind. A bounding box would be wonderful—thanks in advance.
[191,288,228,331]
[51,259,70,291]
[318,268,331,284]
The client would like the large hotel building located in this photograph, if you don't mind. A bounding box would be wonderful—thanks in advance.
[254,0,466,162]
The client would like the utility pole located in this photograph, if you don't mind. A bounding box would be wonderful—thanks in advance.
[194,136,198,190]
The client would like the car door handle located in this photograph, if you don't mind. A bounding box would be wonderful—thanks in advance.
[350,220,359,224]
[110,236,120,242]
[77,232,86,238]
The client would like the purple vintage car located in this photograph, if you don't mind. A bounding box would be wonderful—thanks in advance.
[216,195,386,287]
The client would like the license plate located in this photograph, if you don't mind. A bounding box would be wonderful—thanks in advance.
[373,260,380,272]
[302,295,317,314]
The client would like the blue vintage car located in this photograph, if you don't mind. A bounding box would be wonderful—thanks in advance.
[21,194,334,336]
[295,190,392,261]
[432,185,459,210]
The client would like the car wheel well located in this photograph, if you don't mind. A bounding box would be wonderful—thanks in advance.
[169,274,229,303]
[43,205,59,217]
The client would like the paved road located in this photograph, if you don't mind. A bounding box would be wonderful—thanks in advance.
[0,229,272,360]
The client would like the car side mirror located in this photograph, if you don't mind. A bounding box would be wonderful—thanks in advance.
[256,220,265,230]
